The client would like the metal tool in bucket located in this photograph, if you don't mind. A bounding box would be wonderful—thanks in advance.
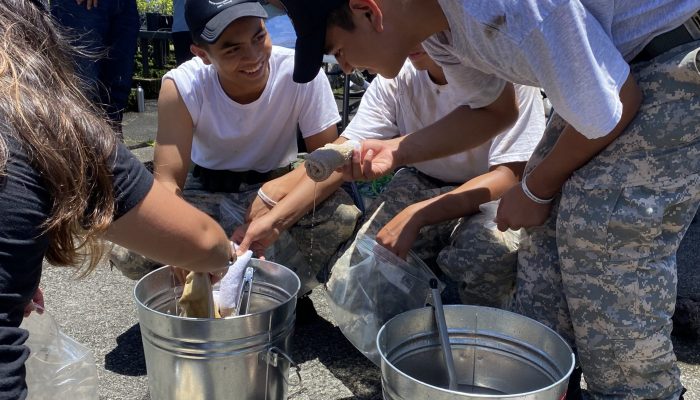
[134,259,301,400]
[377,305,575,399]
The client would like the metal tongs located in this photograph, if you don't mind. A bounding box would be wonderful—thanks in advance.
[430,278,458,390]
[235,266,255,316]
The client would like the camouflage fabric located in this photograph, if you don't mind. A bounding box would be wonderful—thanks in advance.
[514,41,700,399]
[110,169,361,295]
[331,168,520,308]
[437,202,520,309]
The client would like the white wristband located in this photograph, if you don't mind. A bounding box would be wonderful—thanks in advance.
[257,188,277,207]
[521,175,553,205]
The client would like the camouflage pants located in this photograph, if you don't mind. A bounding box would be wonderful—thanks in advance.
[515,42,700,399]
[332,168,520,308]
[110,171,361,294]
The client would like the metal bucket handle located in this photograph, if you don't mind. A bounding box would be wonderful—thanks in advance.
[262,346,302,387]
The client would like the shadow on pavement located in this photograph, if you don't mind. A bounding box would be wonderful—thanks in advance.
[292,297,383,400]
[105,323,147,376]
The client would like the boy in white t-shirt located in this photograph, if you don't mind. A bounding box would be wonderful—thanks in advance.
[332,46,544,309]
[110,0,361,296]
[280,0,700,397]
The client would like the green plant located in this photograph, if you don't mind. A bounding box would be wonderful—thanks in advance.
[136,0,173,15]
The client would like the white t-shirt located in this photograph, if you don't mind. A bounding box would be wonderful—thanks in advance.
[163,46,340,172]
[422,0,699,139]
[342,61,545,183]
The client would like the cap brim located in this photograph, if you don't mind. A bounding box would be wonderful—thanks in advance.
[199,2,268,44]
[293,29,326,83]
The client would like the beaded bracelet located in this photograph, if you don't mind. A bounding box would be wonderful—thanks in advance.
[521,175,553,205]
[257,188,278,207]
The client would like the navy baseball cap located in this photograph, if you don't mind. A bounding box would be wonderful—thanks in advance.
[185,0,268,44]
[280,0,346,83]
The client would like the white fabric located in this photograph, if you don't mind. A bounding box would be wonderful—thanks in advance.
[163,46,340,172]
[422,0,699,139]
[305,140,361,182]
[218,250,253,317]
[342,61,545,183]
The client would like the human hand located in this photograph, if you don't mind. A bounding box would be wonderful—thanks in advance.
[76,0,98,10]
[495,184,552,231]
[245,179,291,222]
[376,206,423,259]
[23,287,45,318]
[340,138,400,181]
[232,215,281,258]
[246,191,274,223]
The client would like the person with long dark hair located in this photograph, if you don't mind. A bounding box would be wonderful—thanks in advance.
[0,1,234,398]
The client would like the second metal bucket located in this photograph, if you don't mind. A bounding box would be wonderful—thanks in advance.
[133,259,300,400]
[377,305,574,399]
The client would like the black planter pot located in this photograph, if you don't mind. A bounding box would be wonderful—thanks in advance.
[145,12,160,31]
[158,14,173,31]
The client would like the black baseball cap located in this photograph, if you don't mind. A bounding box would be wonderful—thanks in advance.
[280,0,346,83]
[185,0,268,44]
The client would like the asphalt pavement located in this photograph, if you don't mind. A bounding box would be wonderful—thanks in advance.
[37,101,699,399]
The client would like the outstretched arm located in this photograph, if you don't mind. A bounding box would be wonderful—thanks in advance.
[235,129,348,254]
[351,83,519,180]
[377,162,524,259]
[105,180,233,273]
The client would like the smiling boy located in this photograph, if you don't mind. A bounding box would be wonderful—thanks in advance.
[110,0,361,296]
[280,0,700,397]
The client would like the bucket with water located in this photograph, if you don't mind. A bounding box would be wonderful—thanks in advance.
[134,259,300,400]
[377,305,574,399]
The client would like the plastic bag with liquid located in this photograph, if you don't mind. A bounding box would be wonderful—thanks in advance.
[326,234,443,365]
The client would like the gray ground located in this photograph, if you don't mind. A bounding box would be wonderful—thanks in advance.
[39,101,699,399]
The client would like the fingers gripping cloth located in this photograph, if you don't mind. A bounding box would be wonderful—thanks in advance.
[304,140,360,182]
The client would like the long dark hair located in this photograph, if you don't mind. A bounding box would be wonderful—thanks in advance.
[0,0,118,275]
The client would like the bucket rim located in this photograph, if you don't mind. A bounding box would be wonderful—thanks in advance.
[133,262,300,322]
[376,305,575,398]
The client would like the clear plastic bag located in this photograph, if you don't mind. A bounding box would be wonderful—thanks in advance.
[19,308,98,400]
[326,234,443,365]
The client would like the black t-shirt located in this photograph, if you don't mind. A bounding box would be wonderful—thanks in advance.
[0,134,154,400]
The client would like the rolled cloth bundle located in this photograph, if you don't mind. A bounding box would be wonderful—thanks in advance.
[178,272,220,318]
[304,140,360,182]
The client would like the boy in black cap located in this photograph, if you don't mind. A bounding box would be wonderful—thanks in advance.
[281,0,700,397]
[110,0,361,297]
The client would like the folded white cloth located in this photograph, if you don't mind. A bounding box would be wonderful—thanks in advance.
[218,249,253,317]
[304,140,360,182]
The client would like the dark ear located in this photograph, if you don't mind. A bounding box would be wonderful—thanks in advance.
[348,0,384,32]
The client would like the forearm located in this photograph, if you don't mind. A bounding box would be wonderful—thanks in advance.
[527,74,642,198]
[526,125,618,197]
[395,85,518,166]
[261,166,307,200]
[153,151,190,196]
[264,169,345,232]
[413,164,523,226]
[105,181,232,273]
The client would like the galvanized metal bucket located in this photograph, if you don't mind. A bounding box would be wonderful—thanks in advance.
[133,259,301,400]
[377,305,574,399]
